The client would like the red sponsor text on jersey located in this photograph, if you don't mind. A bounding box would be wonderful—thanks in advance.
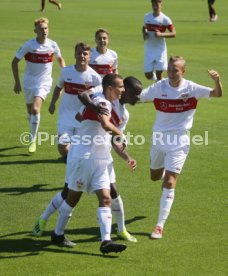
[25,52,54,63]
[89,64,113,75]
[153,97,198,113]
[82,105,121,127]
[64,82,94,95]
[145,24,173,32]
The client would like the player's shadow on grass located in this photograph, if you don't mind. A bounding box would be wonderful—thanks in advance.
[0,158,66,165]
[0,238,117,259]
[212,33,228,36]
[0,184,62,196]
[0,146,30,157]
[0,216,146,257]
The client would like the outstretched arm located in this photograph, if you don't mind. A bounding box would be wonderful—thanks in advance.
[11,57,22,94]
[208,70,223,97]
[155,25,176,38]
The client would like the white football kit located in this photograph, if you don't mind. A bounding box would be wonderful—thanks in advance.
[67,94,113,194]
[15,38,62,103]
[143,12,174,72]
[56,65,102,144]
[140,78,212,173]
[89,48,118,78]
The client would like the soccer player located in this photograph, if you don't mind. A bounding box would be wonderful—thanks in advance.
[40,0,62,12]
[48,42,102,158]
[11,17,65,153]
[140,56,223,239]
[142,0,176,81]
[79,76,143,242]
[89,28,118,78]
[208,0,218,22]
[51,74,128,254]
[33,76,143,243]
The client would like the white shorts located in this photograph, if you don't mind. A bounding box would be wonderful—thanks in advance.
[108,162,116,183]
[24,87,51,104]
[144,51,167,73]
[57,125,79,145]
[150,131,190,174]
[67,158,111,194]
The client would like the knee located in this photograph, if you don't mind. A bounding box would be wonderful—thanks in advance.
[100,195,111,207]
[31,106,40,115]
[110,183,119,199]
[61,183,69,200]
[163,180,175,189]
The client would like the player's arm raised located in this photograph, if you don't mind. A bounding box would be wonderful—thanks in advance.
[208,69,223,98]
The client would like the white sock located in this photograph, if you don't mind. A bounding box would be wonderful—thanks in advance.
[55,201,72,235]
[111,195,125,232]
[157,188,175,228]
[41,192,64,221]
[97,207,112,241]
[30,114,40,142]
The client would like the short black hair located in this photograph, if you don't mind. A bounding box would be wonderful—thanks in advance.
[123,76,142,94]
[102,73,123,91]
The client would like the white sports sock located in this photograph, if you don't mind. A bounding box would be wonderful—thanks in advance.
[157,188,175,228]
[97,207,112,241]
[111,195,125,232]
[41,192,64,221]
[30,114,40,142]
[55,201,72,235]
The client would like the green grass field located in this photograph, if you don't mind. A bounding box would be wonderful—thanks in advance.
[0,0,228,275]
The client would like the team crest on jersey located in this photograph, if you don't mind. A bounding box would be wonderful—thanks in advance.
[160,101,168,111]
[181,92,190,102]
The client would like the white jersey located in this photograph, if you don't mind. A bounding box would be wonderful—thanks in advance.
[69,94,113,161]
[144,12,173,59]
[112,99,129,132]
[89,48,118,78]
[15,38,62,90]
[140,78,211,132]
[57,65,102,129]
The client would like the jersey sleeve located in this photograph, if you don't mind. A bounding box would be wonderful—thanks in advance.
[113,51,118,70]
[191,82,212,99]
[140,85,156,102]
[53,42,62,58]
[15,41,30,60]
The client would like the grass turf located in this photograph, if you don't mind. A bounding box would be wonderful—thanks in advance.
[0,0,227,275]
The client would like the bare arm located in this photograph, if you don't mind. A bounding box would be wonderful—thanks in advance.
[99,114,123,136]
[142,26,149,40]
[155,26,176,38]
[112,143,137,172]
[208,70,223,97]
[11,57,22,94]
[57,56,65,68]
[48,85,62,114]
